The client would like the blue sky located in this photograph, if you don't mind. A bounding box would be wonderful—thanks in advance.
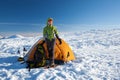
[0,0,120,33]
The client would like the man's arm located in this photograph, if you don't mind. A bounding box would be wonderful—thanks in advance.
[43,28,45,38]
[43,27,47,39]
[54,27,62,44]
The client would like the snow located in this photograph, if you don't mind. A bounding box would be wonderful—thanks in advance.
[0,35,3,39]
[0,29,120,80]
[7,34,24,39]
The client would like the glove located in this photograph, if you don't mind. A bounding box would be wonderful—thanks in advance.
[55,34,62,44]
[58,38,62,44]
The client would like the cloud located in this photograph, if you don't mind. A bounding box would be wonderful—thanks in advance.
[0,22,44,26]
[0,22,120,32]
[56,24,120,28]
[55,24,120,31]
[1,22,120,28]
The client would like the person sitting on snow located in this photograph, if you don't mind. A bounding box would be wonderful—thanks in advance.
[43,18,62,67]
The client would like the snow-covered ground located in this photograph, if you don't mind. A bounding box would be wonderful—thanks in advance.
[0,35,3,39]
[0,29,120,80]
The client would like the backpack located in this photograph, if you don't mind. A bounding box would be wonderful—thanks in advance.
[26,44,46,70]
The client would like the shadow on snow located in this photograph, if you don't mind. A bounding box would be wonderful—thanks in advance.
[0,56,26,70]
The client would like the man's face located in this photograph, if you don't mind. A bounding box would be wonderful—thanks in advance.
[48,20,53,25]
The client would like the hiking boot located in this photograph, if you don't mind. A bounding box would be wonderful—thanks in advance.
[44,60,50,68]
[45,60,50,65]
[50,62,55,67]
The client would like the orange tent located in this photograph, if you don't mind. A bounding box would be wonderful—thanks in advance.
[25,38,75,62]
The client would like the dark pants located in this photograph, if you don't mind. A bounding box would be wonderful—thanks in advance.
[45,38,55,64]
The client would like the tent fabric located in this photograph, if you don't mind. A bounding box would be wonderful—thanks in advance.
[24,38,75,62]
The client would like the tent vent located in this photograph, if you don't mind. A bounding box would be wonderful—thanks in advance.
[67,52,70,58]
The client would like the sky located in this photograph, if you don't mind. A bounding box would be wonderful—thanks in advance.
[0,0,120,33]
